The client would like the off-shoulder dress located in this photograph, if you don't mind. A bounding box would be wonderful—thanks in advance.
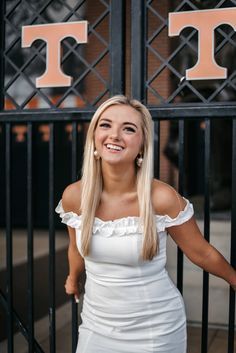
[56,198,194,353]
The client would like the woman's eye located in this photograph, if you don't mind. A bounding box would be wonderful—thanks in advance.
[99,123,110,128]
[124,126,135,133]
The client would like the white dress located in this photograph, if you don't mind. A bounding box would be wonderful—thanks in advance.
[56,198,194,353]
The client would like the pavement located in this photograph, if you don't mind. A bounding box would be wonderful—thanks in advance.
[0,221,235,353]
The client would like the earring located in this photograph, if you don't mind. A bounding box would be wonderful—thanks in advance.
[94,150,100,160]
[136,154,143,167]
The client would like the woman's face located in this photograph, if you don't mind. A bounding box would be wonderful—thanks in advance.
[94,104,144,166]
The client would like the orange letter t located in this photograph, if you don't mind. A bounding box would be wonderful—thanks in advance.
[22,21,88,88]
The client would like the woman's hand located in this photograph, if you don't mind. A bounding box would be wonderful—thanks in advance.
[231,284,236,292]
[65,275,80,303]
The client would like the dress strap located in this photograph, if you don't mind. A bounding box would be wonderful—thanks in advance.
[155,198,194,232]
[55,199,82,229]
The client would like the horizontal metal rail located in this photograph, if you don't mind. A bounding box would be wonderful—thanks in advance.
[1,103,236,122]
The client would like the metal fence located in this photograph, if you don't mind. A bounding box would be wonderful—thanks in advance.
[0,0,236,352]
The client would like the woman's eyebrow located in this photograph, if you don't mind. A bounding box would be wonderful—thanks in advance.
[99,118,138,129]
[123,122,138,128]
[99,118,111,123]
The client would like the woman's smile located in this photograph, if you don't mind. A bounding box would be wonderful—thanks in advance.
[105,143,124,152]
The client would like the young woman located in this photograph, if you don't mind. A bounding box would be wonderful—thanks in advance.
[56,95,236,353]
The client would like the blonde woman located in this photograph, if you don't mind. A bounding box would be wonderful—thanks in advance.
[56,95,236,353]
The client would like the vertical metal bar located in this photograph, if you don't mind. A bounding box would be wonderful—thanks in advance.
[177,120,185,293]
[71,121,79,352]
[0,0,5,110]
[2,2,10,351]
[110,0,125,95]
[131,0,146,101]
[228,118,236,353]
[27,122,34,352]
[153,120,160,179]
[49,123,56,353]
[6,123,13,353]
[201,118,211,353]
[71,122,78,182]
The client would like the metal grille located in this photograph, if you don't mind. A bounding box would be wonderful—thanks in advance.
[131,2,236,353]
[145,0,236,105]
[4,0,110,110]
[0,1,125,352]
[0,0,236,353]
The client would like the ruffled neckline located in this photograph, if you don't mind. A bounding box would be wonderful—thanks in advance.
[55,201,143,236]
[55,198,194,236]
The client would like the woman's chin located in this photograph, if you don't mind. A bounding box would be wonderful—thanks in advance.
[101,158,134,167]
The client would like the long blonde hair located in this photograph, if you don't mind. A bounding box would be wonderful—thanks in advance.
[80,95,158,260]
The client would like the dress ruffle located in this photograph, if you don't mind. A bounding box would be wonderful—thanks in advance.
[55,197,193,235]
[156,197,194,231]
[55,200,142,236]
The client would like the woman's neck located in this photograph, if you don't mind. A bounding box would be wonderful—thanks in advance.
[101,163,137,196]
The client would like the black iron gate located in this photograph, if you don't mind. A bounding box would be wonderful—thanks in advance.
[0,0,235,352]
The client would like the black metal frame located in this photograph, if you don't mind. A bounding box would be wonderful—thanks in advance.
[0,1,125,352]
[131,2,236,353]
[1,0,236,353]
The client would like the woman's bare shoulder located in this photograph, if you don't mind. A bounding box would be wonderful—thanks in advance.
[151,179,186,218]
[61,180,82,214]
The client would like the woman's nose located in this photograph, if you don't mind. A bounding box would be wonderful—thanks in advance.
[110,128,120,140]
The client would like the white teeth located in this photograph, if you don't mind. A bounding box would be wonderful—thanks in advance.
[106,144,123,151]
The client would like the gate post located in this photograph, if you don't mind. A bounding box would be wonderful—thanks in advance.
[131,0,146,102]
[110,0,125,96]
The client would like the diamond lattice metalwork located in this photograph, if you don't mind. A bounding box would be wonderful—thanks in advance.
[146,0,236,105]
[4,0,110,110]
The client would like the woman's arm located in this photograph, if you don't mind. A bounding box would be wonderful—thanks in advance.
[61,181,85,301]
[65,226,85,301]
[152,180,236,290]
[167,217,236,290]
